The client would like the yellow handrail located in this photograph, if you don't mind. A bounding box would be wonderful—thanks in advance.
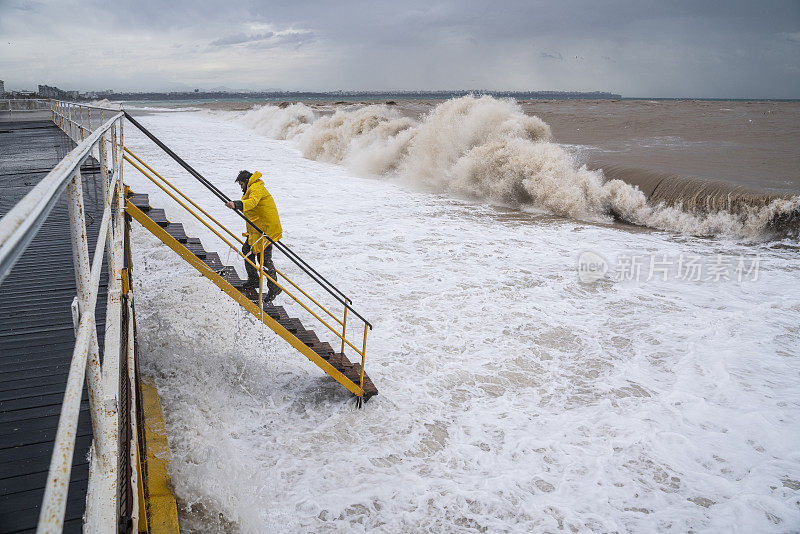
[123,153,368,358]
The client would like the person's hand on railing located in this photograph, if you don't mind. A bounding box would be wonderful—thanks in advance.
[225,200,243,210]
[225,201,235,209]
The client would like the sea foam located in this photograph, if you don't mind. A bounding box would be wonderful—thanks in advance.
[122,111,800,532]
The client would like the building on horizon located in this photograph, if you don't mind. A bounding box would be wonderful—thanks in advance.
[0,80,5,95]
[38,84,70,99]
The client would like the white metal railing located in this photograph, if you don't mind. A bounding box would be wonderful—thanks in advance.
[0,100,134,532]
[49,100,122,145]
[0,98,51,114]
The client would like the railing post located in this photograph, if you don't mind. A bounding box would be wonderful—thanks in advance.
[106,172,119,293]
[258,249,265,310]
[111,121,119,182]
[116,117,124,230]
[99,128,116,292]
[112,118,125,259]
[360,323,367,392]
[66,171,107,459]
[341,305,348,354]
[93,124,125,532]
[99,130,110,199]
[68,170,92,307]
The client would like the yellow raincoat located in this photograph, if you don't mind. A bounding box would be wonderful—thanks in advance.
[240,171,282,254]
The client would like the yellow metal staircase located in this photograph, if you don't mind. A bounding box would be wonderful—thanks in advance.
[121,138,377,404]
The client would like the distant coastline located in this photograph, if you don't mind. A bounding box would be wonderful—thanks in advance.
[104,90,623,102]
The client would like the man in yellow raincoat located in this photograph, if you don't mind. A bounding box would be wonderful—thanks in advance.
[225,170,283,301]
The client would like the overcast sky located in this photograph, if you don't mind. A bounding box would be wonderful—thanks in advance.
[1,0,798,98]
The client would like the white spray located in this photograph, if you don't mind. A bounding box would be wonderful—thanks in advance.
[240,95,799,237]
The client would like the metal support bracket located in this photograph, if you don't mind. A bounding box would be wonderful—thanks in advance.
[70,297,81,336]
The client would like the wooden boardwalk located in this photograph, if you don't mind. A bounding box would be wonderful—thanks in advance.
[0,120,109,533]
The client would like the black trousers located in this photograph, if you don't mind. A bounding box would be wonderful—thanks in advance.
[242,242,277,292]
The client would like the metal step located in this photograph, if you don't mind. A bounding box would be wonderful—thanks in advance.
[147,208,169,227]
[163,223,187,243]
[129,193,151,212]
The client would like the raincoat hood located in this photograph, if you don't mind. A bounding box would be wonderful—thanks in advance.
[240,170,282,253]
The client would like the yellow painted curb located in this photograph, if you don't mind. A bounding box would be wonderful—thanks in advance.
[140,377,180,533]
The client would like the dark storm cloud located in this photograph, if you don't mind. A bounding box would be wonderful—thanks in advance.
[0,0,798,97]
[64,0,800,45]
[240,0,800,44]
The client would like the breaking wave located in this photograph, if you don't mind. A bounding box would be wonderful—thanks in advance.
[89,98,121,110]
[239,95,799,238]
